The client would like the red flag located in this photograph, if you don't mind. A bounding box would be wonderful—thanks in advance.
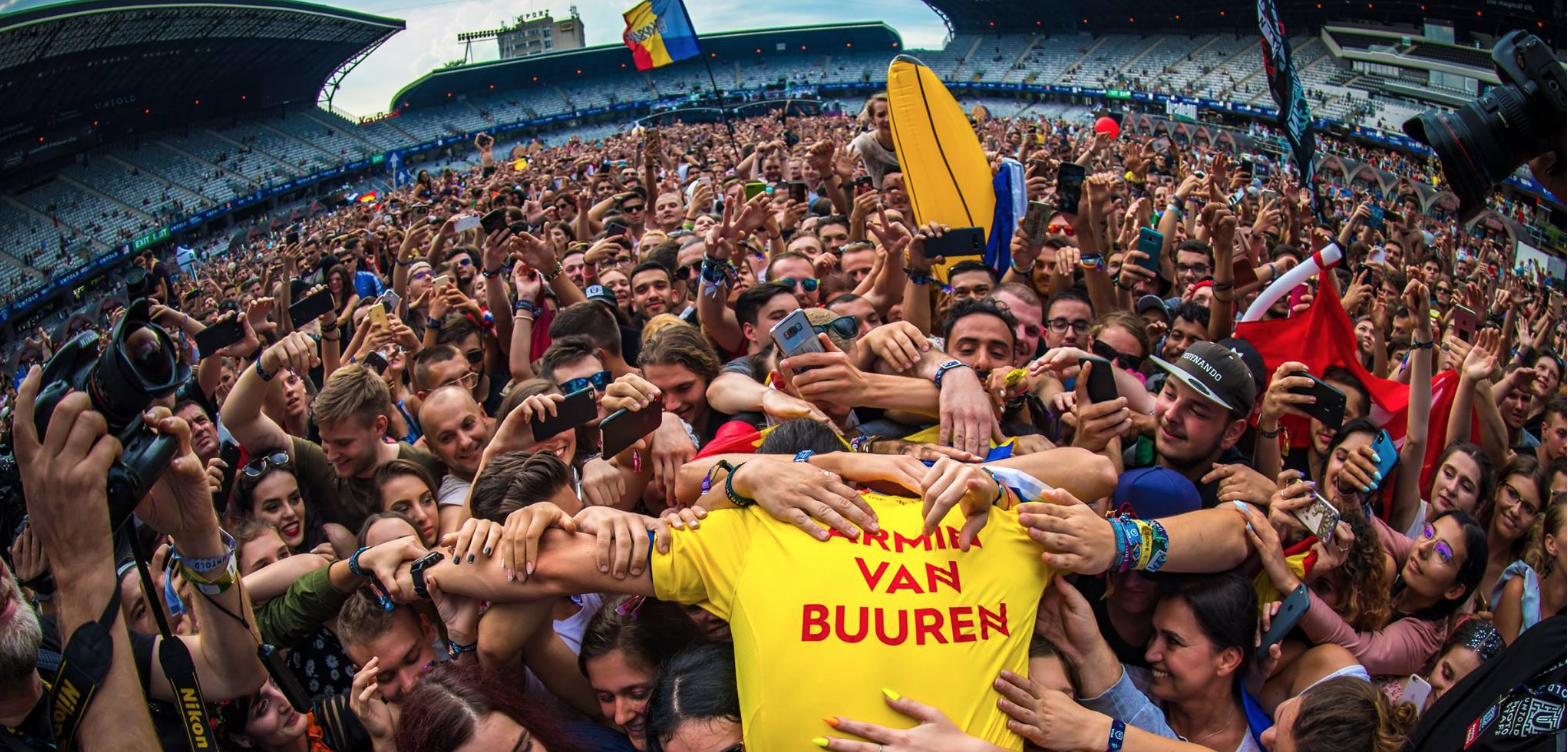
[1235,269,1468,515]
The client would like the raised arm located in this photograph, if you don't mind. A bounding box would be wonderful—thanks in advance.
[1389,280,1432,534]
[220,332,319,455]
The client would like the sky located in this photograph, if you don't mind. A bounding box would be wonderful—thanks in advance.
[322,0,951,115]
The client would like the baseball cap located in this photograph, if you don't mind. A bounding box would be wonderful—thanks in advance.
[1217,337,1267,402]
[584,284,617,307]
[1112,466,1202,520]
[1150,340,1257,415]
[1136,295,1169,320]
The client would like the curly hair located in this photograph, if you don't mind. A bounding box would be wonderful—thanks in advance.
[1291,676,1419,752]
[1314,508,1393,632]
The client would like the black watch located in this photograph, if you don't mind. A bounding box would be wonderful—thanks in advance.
[409,552,446,599]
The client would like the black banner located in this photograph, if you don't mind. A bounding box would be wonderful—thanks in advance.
[1257,0,1316,191]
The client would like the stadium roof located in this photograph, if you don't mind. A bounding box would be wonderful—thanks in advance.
[919,0,1562,47]
[391,22,902,111]
[0,0,402,157]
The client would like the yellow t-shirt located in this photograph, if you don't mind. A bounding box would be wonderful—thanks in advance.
[652,492,1054,750]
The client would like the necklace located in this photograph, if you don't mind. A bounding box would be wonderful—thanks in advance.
[1187,703,1237,746]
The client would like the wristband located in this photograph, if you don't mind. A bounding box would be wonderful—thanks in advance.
[347,546,373,577]
[514,299,539,315]
[1258,424,1283,439]
[447,640,477,660]
[1010,258,1036,275]
[1145,519,1170,573]
[320,330,341,341]
[426,316,442,329]
[907,271,933,286]
[1106,719,1126,752]
[849,435,877,453]
[1079,253,1105,271]
[255,358,278,382]
[932,359,969,389]
[1412,338,1435,350]
[1166,202,1182,218]
[481,265,505,278]
[539,260,564,282]
[1213,279,1235,291]
[178,531,238,574]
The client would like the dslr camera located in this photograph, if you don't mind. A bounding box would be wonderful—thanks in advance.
[1403,30,1565,221]
[26,297,189,528]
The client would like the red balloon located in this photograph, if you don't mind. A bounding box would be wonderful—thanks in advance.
[1094,116,1121,139]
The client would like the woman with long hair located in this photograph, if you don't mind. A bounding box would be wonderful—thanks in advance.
[1478,455,1549,605]
[578,595,709,750]
[645,644,741,752]
[1492,499,1565,643]
[393,662,573,752]
[1396,441,1493,539]
[1261,676,1418,752]
[230,451,354,558]
[371,459,441,547]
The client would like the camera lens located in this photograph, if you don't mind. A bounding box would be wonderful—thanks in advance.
[87,310,185,431]
[1403,83,1536,222]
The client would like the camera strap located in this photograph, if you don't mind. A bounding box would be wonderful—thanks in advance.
[47,583,118,749]
[126,531,214,752]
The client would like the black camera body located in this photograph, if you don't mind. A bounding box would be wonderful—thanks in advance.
[29,298,189,528]
[1403,30,1565,221]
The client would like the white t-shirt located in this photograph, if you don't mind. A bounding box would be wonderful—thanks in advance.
[850,131,900,188]
[437,473,471,507]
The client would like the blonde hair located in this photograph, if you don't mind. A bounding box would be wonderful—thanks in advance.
[313,364,391,429]
[640,313,689,344]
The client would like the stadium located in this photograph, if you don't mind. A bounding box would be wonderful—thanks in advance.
[0,0,1561,343]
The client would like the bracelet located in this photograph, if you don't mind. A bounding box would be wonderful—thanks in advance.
[1131,519,1156,570]
[426,316,442,329]
[178,532,238,574]
[702,460,757,508]
[982,468,1007,509]
[514,299,539,315]
[395,258,412,267]
[1080,253,1105,271]
[1258,424,1283,439]
[1010,258,1036,275]
[849,435,877,453]
[348,546,372,577]
[907,271,933,286]
[320,330,341,341]
[1412,338,1435,350]
[481,265,505,278]
[539,260,564,282]
[255,358,278,382]
[1165,202,1182,218]
[447,640,478,660]
[1213,279,1235,291]
[1106,719,1127,752]
[1145,519,1170,573]
[932,359,969,389]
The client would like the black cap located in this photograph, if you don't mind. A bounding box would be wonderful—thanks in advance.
[1150,341,1258,416]
[1217,337,1267,402]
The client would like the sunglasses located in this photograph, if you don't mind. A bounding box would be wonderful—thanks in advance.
[1419,522,1454,565]
[776,277,819,293]
[813,315,859,341]
[561,370,613,394]
[622,204,646,212]
[464,349,484,365]
[1047,223,1076,237]
[412,270,433,281]
[1092,339,1145,372]
[242,451,291,479]
[453,257,474,266]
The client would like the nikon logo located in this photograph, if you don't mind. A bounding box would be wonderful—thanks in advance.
[180,687,212,748]
[51,678,82,733]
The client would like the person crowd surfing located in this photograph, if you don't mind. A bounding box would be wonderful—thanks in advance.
[0,62,1562,752]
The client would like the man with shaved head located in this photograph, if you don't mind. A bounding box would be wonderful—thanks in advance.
[418,386,495,523]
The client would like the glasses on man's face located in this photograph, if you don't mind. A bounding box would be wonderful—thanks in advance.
[464,349,484,366]
[777,277,819,293]
[1176,263,1211,276]
[1092,339,1144,372]
[1047,223,1076,237]
[412,270,433,281]
[439,372,480,391]
[622,204,646,213]
[813,315,859,341]
[242,451,291,479]
[561,370,613,395]
[1047,318,1090,335]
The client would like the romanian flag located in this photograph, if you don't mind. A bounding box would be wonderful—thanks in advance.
[621,0,701,71]
[356,191,378,204]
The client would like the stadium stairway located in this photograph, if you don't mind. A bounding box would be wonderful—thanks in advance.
[1247,40,1331,104]
[1116,36,1166,79]
[255,121,349,165]
[204,129,306,178]
[154,141,261,193]
[0,196,106,257]
[1060,36,1111,84]
[950,35,985,81]
[55,174,158,227]
[1001,35,1042,83]
[104,153,219,205]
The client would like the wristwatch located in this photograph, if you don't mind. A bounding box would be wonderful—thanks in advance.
[409,552,446,600]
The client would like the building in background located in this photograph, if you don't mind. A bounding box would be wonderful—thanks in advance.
[497,9,585,59]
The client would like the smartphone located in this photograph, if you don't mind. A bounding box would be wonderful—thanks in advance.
[288,289,335,328]
[770,309,825,372]
[1023,201,1053,245]
[530,387,598,440]
[1232,257,1259,287]
[744,181,768,201]
[193,316,245,358]
[1288,284,1309,312]
[1078,355,1119,404]
[605,220,629,237]
[1292,493,1342,543]
[1135,228,1163,273]
[853,176,875,196]
[480,209,509,235]
[285,230,300,245]
[922,227,985,258]
[379,290,401,313]
[1402,674,1433,710]
[1261,188,1278,205]
[601,401,665,458]
[433,274,451,289]
[1287,371,1347,430]
[1368,206,1386,232]
[367,301,388,329]
[787,182,808,204]
[1228,188,1247,208]
[1256,584,1310,660]
[211,440,243,516]
[1056,163,1086,215]
[363,350,388,375]
[1372,429,1398,486]
[452,215,482,233]
[1152,137,1170,153]
[1451,305,1477,343]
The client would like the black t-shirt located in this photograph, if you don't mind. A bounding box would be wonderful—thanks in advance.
[1075,575,1151,670]
[1404,614,1565,751]
[1195,446,1253,508]
[0,693,54,751]
[37,613,190,750]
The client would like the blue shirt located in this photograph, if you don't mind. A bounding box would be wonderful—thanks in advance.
[353,270,384,299]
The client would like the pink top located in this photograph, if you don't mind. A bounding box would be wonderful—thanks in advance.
[1298,515,1446,676]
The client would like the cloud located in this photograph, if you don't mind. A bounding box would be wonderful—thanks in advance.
[329,0,947,115]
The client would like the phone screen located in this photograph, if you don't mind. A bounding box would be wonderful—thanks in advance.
[531,387,598,440]
[288,290,335,328]
[1024,201,1053,245]
[770,309,825,372]
[194,318,245,358]
[1056,164,1086,214]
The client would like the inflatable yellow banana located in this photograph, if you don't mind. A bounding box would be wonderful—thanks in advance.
[886,55,994,279]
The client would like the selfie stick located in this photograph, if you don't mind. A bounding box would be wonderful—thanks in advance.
[1240,243,1342,322]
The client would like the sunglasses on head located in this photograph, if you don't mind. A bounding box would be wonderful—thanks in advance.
[776,277,819,292]
[242,451,291,479]
[561,370,613,394]
[813,315,858,341]
[1091,339,1145,372]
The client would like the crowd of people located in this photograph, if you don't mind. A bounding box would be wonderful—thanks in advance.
[0,88,1562,752]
